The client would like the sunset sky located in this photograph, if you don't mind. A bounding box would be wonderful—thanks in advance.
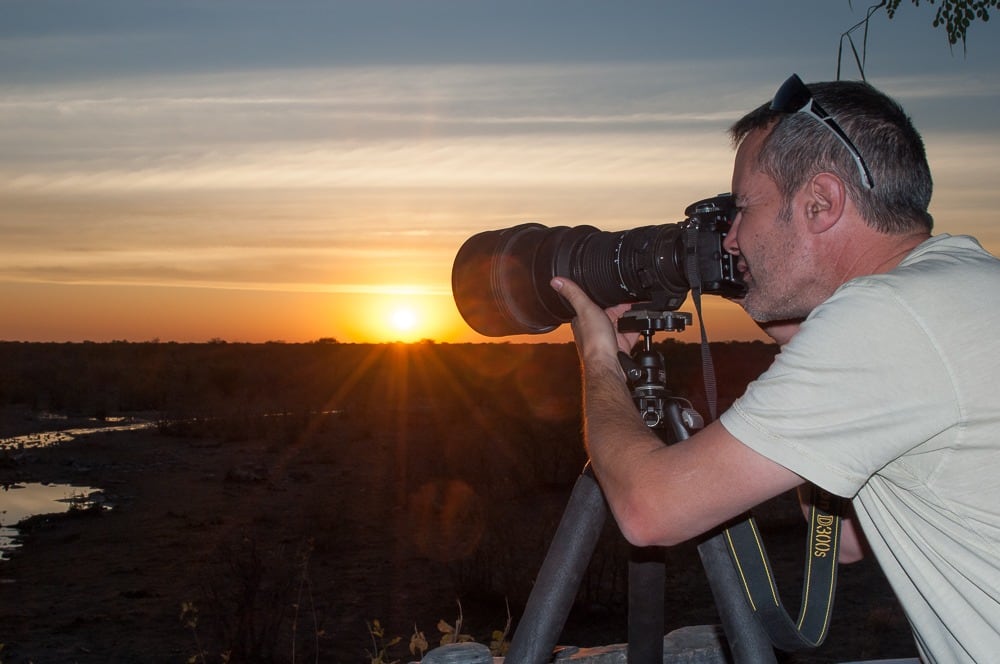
[2,1,998,344]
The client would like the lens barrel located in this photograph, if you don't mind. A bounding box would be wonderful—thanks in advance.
[451,194,745,337]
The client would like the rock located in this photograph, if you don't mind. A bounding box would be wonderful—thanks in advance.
[419,641,496,663]
[507,625,730,664]
[662,625,731,663]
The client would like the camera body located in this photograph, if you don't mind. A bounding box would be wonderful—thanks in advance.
[451,193,747,337]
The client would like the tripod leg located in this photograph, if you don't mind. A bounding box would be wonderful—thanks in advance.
[663,401,777,663]
[628,545,666,664]
[699,533,778,664]
[505,465,608,664]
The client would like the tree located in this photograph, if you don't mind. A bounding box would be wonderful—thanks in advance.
[840,0,994,78]
[883,0,997,47]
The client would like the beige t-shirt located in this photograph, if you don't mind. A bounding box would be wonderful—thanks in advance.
[720,234,1000,664]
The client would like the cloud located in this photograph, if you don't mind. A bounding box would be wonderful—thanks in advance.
[0,44,997,306]
[0,62,739,202]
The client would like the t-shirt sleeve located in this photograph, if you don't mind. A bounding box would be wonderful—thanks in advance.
[719,279,960,498]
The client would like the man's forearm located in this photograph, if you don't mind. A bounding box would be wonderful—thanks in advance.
[554,275,803,548]
[581,356,668,539]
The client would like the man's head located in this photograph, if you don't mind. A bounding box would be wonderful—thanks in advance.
[730,77,934,234]
[724,77,935,323]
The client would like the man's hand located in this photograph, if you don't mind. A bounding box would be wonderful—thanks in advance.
[757,319,803,346]
[550,277,641,362]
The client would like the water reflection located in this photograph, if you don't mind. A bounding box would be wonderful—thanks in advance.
[0,415,155,451]
[0,482,104,560]
[0,414,134,561]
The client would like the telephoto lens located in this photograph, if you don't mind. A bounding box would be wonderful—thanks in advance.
[451,194,745,337]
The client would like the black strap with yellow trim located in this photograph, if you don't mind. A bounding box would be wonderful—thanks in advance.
[723,486,844,651]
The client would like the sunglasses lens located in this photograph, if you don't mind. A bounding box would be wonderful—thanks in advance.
[771,74,811,113]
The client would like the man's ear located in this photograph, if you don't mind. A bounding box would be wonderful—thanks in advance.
[803,172,846,234]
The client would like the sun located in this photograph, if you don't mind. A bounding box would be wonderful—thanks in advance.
[389,306,419,333]
[382,302,437,341]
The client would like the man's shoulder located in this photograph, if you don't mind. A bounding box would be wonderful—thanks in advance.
[834,233,1000,303]
[900,233,999,268]
[799,233,1000,372]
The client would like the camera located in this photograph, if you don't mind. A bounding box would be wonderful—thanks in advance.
[451,193,746,336]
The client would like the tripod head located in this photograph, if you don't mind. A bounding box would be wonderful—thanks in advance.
[616,308,702,433]
[617,308,692,339]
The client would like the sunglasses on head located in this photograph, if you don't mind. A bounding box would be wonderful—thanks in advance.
[770,73,875,190]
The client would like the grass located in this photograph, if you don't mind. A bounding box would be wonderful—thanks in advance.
[368,599,512,664]
[180,527,511,663]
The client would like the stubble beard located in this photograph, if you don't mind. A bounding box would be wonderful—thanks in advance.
[738,224,813,323]
[742,297,796,323]
[738,265,810,323]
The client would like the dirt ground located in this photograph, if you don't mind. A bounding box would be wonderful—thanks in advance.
[0,407,919,664]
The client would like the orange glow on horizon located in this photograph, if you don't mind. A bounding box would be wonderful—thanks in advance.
[344,288,469,344]
[0,278,772,345]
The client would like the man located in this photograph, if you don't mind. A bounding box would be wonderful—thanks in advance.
[549,76,1000,663]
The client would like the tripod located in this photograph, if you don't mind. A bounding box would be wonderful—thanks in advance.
[504,309,777,664]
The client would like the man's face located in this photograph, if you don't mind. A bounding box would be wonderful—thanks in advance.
[724,128,815,322]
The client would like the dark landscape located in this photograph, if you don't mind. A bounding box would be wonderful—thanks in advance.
[0,340,917,663]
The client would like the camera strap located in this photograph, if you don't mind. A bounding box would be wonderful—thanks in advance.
[722,486,843,651]
[683,218,842,651]
[683,226,719,420]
